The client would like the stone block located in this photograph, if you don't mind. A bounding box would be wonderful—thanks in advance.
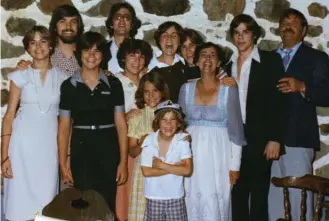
[89,26,108,38]
[84,0,123,17]
[1,40,25,59]
[1,89,9,107]
[315,163,329,179]
[141,0,190,16]
[1,0,34,11]
[1,68,14,81]
[317,107,329,116]
[308,2,328,19]
[270,27,280,36]
[320,124,329,136]
[258,39,280,51]
[307,25,323,37]
[254,0,290,22]
[37,0,73,15]
[143,29,156,47]
[203,0,245,21]
[6,17,36,37]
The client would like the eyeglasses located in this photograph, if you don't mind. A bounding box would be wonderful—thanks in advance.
[113,13,132,21]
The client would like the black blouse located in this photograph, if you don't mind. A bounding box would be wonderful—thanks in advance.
[59,70,125,126]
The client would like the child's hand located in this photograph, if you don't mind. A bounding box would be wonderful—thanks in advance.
[152,157,164,169]
[229,170,240,184]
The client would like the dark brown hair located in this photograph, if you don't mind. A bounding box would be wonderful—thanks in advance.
[135,69,170,109]
[182,28,205,46]
[229,14,263,45]
[279,8,308,38]
[105,2,141,38]
[75,31,110,70]
[117,38,153,69]
[152,109,187,133]
[23,25,51,51]
[153,21,184,50]
[48,5,84,53]
[194,42,225,65]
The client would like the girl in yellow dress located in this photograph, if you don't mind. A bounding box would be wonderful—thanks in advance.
[127,69,169,221]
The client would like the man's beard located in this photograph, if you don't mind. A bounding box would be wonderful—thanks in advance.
[57,31,77,44]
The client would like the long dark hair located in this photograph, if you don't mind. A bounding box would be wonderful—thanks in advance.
[49,5,84,53]
[135,69,170,109]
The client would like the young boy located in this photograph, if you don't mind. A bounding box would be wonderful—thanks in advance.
[140,100,192,221]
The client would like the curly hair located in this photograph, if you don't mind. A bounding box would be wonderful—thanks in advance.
[117,38,153,69]
[152,109,187,133]
[135,69,170,109]
[105,2,141,38]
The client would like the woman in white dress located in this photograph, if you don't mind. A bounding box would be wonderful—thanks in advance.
[1,26,66,221]
[178,42,246,221]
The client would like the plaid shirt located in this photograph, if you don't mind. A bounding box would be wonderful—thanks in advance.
[51,48,80,77]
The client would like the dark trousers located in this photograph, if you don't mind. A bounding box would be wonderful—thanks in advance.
[232,148,272,221]
[70,128,120,214]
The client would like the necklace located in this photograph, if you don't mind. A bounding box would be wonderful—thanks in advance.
[31,66,56,114]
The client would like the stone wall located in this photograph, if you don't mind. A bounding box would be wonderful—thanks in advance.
[1,0,329,176]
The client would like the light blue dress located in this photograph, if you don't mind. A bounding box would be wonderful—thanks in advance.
[179,81,245,221]
[4,67,65,221]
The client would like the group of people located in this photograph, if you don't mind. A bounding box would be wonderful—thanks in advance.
[1,2,329,221]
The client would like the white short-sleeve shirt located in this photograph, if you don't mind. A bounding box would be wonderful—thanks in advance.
[141,130,192,200]
[116,73,137,113]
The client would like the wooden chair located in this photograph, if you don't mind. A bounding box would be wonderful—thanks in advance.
[271,174,329,221]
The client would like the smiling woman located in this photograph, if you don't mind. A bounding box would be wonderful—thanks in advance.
[1,25,67,221]
[57,31,128,217]
[178,42,246,221]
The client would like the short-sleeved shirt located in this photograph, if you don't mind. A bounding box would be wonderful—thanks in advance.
[141,131,192,200]
[59,70,125,125]
[116,73,138,113]
[51,48,80,78]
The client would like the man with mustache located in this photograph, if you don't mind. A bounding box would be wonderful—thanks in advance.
[48,4,84,77]
[105,2,142,75]
[268,8,329,221]
[16,5,84,77]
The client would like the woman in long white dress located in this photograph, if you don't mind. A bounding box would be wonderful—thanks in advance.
[178,42,246,221]
[1,26,66,221]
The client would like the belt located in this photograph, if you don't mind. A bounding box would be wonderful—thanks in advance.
[73,124,115,130]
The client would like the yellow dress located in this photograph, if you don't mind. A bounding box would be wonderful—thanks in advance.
[127,106,155,221]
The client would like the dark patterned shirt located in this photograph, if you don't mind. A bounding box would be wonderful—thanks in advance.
[51,48,80,77]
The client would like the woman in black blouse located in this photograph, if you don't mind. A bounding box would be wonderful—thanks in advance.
[58,31,128,214]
